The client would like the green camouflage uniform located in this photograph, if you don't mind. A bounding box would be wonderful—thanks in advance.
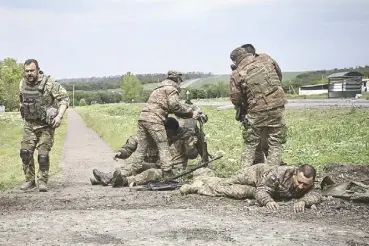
[117,135,159,176]
[230,48,287,167]
[130,71,198,176]
[19,73,69,184]
[180,164,322,207]
[125,126,198,186]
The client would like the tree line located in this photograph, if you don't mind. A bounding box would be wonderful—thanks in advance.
[59,71,213,91]
[2,56,369,110]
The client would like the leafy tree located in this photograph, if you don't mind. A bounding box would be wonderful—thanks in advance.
[79,98,87,106]
[0,58,24,111]
[121,72,143,102]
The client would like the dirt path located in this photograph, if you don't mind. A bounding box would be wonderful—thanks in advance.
[1,109,369,245]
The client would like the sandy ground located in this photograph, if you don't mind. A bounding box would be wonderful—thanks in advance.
[1,109,369,246]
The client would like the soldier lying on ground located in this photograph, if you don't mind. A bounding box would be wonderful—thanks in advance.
[91,117,202,187]
[180,163,322,213]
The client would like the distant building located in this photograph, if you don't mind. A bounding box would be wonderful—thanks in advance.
[298,71,366,98]
[299,83,328,95]
[0,104,5,113]
[327,71,364,98]
[362,78,369,92]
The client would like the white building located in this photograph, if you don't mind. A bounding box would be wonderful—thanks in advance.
[0,104,5,112]
[298,71,367,98]
[299,83,328,95]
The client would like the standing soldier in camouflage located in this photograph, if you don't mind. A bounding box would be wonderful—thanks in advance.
[19,59,69,192]
[130,71,202,178]
[229,45,287,167]
[180,163,322,213]
[231,62,268,164]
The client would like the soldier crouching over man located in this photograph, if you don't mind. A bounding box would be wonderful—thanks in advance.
[91,117,201,187]
[180,163,322,213]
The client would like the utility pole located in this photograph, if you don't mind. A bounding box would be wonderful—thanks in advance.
[72,85,75,107]
[186,90,190,101]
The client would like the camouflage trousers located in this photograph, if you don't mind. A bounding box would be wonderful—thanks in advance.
[241,106,287,167]
[120,161,158,177]
[20,121,55,183]
[179,164,271,199]
[126,165,185,186]
[131,121,172,173]
[253,128,269,164]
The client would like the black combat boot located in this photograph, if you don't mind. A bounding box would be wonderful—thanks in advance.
[92,169,114,186]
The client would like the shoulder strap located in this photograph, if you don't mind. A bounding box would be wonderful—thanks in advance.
[38,75,50,92]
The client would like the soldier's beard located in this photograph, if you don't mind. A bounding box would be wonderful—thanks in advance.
[27,75,37,83]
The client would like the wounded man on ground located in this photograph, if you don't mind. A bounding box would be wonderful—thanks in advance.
[180,163,323,213]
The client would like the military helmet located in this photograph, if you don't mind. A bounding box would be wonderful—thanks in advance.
[168,70,182,78]
[240,44,256,55]
[230,47,247,63]
[167,70,183,83]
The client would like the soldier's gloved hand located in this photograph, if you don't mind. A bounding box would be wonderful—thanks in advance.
[293,201,306,213]
[265,201,279,211]
[192,110,202,120]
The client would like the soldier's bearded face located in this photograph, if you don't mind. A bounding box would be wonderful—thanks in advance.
[293,172,313,191]
[24,63,39,83]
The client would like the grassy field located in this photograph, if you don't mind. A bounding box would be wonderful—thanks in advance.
[142,72,302,91]
[75,104,369,177]
[187,93,331,103]
[0,113,68,189]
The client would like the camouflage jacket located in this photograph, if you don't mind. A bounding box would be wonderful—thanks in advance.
[118,127,198,167]
[229,54,287,113]
[118,135,159,164]
[255,53,283,81]
[19,73,69,129]
[254,164,322,206]
[168,126,198,167]
[139,79,196,124]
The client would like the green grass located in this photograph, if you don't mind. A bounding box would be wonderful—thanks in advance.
[142,72,302,91]
[0,112,68,189]
[185,93,330,103]
[143,83,159,91]
[75,104,369,177]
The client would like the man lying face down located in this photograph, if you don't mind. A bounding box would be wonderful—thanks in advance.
[180,163,322,213]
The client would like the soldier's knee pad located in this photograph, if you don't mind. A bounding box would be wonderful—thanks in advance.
[38,155,50,170]
[20,149,33,163]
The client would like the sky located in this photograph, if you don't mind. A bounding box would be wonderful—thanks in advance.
[1,0,368,78]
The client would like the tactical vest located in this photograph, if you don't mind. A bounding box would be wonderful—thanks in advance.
[236,56,287,112]
[20,76,50,121]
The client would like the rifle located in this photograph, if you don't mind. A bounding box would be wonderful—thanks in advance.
[129,155,223,191]
[235,105,249,128]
